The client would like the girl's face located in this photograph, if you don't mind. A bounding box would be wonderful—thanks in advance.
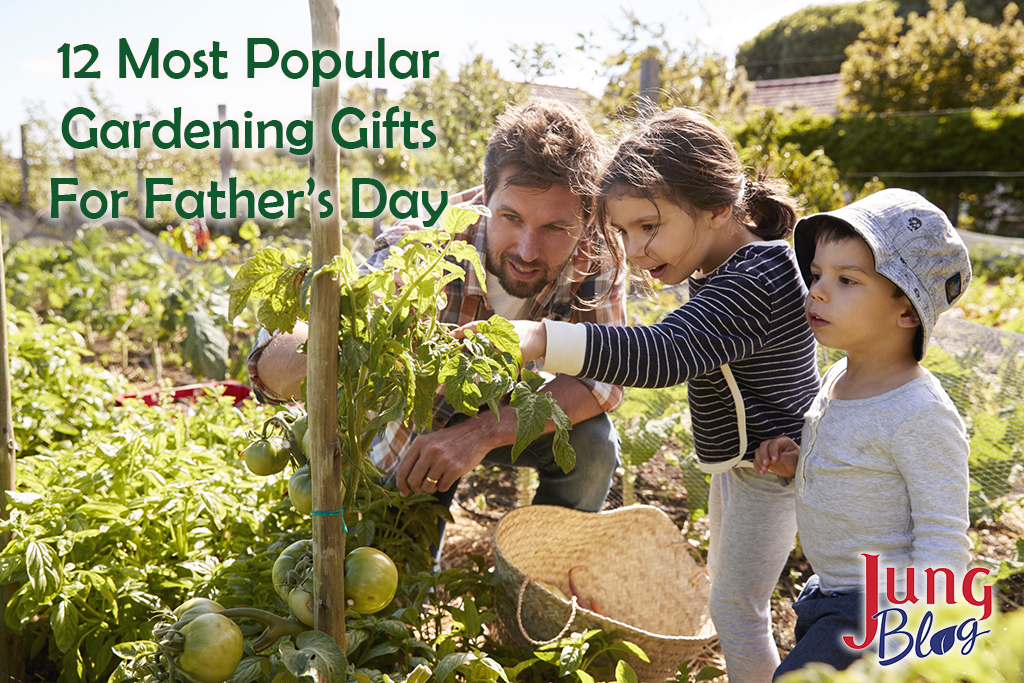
[606,195,717,285]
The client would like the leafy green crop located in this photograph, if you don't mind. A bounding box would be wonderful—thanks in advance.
[4,225,240,381]
[0,392,283,682]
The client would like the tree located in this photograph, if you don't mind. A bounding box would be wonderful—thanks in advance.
[401,56,528,192]
[587,12,749,126]
[841,0,1024,113]
[737,2,897,81]
[737,0,1022,81]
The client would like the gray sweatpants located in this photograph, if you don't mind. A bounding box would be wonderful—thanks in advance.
[707,467,797,683]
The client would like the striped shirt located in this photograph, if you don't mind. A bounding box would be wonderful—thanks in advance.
[364,187,626,474]
[547,241,820,471]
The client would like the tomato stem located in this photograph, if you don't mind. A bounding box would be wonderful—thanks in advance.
[215,607,312,651]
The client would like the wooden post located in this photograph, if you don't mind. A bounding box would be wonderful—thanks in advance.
[0,225,26,680]
[217,105,233,232]
[307,0,346,642]
[136,114,145,221]
[639,58,661,114]
[371,88,386,239]
[19,125,28,210]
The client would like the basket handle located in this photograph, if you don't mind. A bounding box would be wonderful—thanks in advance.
[516,575,579,646]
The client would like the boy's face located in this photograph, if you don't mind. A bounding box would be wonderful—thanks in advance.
[805,236,920,356]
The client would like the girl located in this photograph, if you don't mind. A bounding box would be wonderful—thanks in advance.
[508,108,821,683]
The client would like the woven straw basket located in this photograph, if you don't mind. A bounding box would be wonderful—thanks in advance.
[492,505,716,682]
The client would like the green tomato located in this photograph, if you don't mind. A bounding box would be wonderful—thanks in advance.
[288,465,312,515]
[291,415,308,453]
[344,547,398,614]
[176,612,244,683]
[288,580,315,627]
[243,435,289,476]
[272,539,313,600]
[173,597,224,623]
[301,428,311,458]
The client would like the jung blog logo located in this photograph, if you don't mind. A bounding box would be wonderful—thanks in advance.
[846,554,992,665]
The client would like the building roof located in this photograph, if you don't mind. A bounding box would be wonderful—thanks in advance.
[750,73,843,116]
[526,83,587,111]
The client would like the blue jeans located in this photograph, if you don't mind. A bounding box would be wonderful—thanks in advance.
[429,412,620,560]
[773,575,866,680]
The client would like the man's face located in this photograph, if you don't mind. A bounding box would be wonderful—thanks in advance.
[484,172,585,299]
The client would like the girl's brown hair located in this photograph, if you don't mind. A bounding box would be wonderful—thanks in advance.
[596,108,799,281]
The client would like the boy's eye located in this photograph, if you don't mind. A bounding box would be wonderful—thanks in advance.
[809,272,821,282]
[839,276,857,285]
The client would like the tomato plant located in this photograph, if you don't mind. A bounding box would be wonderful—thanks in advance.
[344,547,398,614]
[287,465,312,515]
[176,613,244,683]
[173,597,225,623]
[243,435,290,476]
[287,580,315,627]
[228,204,576,514]
[272,539,314,600]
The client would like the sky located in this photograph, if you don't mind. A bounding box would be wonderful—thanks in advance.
[0,0,812,153]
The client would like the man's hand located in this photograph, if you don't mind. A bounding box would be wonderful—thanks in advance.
[256,323,309,402]
[754,436,800,478]
[394,418,500,495]
[453,319,548,364]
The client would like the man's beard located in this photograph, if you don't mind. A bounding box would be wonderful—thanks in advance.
[486,251,571,299]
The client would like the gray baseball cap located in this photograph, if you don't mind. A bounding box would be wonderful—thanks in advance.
[793,188,972,361]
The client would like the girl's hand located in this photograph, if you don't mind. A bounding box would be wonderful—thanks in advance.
[451,320,548,364]
[509,320,547,364]
[754,436,800,478]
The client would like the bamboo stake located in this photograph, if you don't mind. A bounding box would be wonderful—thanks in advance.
[307,0,346,642]
[0,224,26,679]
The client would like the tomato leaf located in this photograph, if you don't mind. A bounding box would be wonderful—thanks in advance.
[476,316,522,365]
[509,374,554,461]
[226,656,273,683]
[280,631,347,683]
[228,247,289,321]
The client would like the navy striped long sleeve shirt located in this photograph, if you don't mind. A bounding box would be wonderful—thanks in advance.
[553,241,820,471]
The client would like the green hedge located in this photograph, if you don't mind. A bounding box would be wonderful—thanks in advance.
[734,105,1024,198]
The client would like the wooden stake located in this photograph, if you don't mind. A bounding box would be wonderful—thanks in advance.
[0,223,26,680]
[307,0,346,642]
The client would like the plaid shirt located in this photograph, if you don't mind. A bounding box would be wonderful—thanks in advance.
[249,187,626,474]
[367,187,625,473]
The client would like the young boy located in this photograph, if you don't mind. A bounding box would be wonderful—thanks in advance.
[754,188,974,677]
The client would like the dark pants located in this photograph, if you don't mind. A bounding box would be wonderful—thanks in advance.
[421,412,621,564]
[774,575,867,679]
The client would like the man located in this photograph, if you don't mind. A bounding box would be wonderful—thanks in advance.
[248,98,626,544]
